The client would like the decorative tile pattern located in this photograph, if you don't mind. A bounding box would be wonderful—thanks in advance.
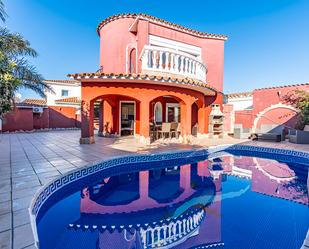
[29,144,309,247]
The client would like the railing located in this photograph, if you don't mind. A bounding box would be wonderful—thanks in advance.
[140,210,204,248]
[140,45,207,82]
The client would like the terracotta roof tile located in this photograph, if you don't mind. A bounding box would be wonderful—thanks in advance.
[67,72,218,96]
[20,98,47,106]
[226,92,253,98]
[97,13,228,40]
[255,83,309,91]
[54,97,81,104]
[43,80,80,86]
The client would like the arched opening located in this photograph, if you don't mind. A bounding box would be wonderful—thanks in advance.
[149,95,186,141]
[90,94,141,137]
[129,48,136,73]
[153,102,163,124]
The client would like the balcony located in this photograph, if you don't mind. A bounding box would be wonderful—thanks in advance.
[140,45,207,82]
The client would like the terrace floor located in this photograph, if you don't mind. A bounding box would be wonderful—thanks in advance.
[0,130,308,249]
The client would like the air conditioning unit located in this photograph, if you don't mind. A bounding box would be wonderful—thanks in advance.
[33,107,44,113]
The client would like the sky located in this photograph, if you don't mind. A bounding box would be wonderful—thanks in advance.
[3,0,309,99]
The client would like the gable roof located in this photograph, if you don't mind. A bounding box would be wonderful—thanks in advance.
[20,98,47,106]
[97,13,228,40]
[43,80,80,86]
[54,97,81,105]
[225,92,253,99]
[255,83,309,91]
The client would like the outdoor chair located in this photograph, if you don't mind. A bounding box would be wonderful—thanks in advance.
[255,124,285,142]
[288,125,309,144]
[233,124,251,139]
[170,122,178,137]
[192,123,198,136]
[149,122,156,142]
[157,122,172,139]
[171,123,181,138]
[121,120,134,136]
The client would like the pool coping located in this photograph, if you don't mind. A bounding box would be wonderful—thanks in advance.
[28,144,309,248]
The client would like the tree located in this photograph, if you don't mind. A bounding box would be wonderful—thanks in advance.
[282,90,309,129]
[0,0,52,118]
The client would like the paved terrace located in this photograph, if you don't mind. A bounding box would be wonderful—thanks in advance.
[0,130,308,249]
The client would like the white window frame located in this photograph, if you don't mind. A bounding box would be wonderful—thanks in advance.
[166,103,180,123]
[149,35,201,58]
[119,101,136,136]
[61,89,69,97]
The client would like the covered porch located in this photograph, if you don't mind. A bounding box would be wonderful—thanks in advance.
[70,73,222,144]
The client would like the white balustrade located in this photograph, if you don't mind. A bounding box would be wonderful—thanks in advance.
[140,210,204,248]
[140,45,207,82]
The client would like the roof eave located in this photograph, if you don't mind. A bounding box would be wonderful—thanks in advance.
[96,13,228,41]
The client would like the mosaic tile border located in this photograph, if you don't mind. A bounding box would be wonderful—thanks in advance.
[29,144,309,248]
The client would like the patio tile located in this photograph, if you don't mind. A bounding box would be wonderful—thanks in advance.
[12,176,38,185]
[57,167,76,174]
[13,223,34,249]
[23,244,36,249]
[12,187,39,200]
[0,181,11,193]
[0,213,11,232]
[0,201,11,216]
[12,196,33,212]
[11,171,35,179]
[11,167,34,174]
[13,209,29,228]
[37,171,60,179]
[0,230,12,249]
[0,193,11,203]
[12,179,41,192]
[33,168,57,174]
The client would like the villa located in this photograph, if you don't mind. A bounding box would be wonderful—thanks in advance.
[67,13,227,144]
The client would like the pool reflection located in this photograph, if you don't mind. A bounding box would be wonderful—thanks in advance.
[38,154,308,249]
[72,164,221,248]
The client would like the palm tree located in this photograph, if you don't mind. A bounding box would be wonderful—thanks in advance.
[0,0,52,117]
[0,0,6,22]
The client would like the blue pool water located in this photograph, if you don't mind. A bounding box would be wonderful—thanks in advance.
[36,152,309,249]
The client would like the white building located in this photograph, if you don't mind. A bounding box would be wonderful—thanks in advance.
[225,92,253,111]
[44,80,81,107]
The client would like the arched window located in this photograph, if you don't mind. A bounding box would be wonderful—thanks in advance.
[154,102,163,123]
[129,48,136,73]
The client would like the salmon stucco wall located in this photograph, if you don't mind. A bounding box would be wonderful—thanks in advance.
[253,85,309,115]
[2,106,81,132]
[223,84,309,133]
[98,17,225,92]
[49,106,80,129]
[2,108,34,132]
[234,110,254,129]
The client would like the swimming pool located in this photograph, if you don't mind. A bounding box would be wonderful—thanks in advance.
[30,145,309,249]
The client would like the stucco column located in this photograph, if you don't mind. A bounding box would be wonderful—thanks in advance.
[197,97,207,135]
[139,171,149,199]
[180,164,191,191]
[80,100,95,144]
[198,107,207,134]
[180,101,192,143]
[139,99,150,144]
[103,100,114,135]
[98,100,104,136]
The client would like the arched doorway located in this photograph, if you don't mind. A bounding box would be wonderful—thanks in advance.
[154,102,163,124]
[91,94,141,137]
